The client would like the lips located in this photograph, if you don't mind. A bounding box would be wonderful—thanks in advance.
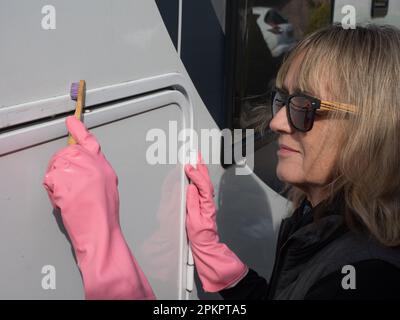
[278,144,300,153]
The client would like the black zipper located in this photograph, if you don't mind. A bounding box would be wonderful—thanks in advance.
[267,218,292,299]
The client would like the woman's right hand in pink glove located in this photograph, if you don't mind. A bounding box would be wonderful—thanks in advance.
[43,116,155,300]
[184,154,248,292]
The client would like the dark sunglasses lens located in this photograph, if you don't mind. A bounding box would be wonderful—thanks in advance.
[288,96,315,131]
[271,91,286,116]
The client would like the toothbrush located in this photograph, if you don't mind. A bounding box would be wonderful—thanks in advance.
[67,80,86,145]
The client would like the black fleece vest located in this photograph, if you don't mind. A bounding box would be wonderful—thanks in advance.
[269,210,400,300]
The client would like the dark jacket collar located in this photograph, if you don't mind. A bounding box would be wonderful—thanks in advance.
[280,192,348,254]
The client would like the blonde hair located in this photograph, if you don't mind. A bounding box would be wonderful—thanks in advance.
[276,24,400,247]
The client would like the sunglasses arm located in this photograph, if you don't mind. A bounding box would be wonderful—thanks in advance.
[320,100,357,113]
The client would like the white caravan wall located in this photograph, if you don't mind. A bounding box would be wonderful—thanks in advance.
[0,0,289,299]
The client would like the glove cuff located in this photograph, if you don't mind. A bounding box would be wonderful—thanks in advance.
[190,241,248,292]
[78,229,155,300]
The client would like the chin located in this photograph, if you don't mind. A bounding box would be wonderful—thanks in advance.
[276,163,304,185]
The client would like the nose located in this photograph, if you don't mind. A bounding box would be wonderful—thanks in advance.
[270,106,293,134]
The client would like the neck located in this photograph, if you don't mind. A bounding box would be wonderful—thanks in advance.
[302,186,328,207]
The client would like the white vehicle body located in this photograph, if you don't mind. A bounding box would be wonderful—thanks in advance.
[0,0,288,299]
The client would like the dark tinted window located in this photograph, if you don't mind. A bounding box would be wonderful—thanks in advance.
[224,0,333,188]
[226,0,333,144]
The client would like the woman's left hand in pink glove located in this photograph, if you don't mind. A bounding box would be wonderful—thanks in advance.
[43,116,155,300]
[185,154,248,292]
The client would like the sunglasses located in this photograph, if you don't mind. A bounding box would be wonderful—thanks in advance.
[271,88,356,132]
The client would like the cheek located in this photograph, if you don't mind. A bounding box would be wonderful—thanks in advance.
[301,132,340,184]
[276,122,341,186]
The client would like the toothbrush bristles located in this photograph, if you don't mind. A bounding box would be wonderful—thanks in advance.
[70,82,80,101]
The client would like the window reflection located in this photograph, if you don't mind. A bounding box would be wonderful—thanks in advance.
[231,0,333,147]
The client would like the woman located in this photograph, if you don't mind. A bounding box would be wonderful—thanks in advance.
[185,23,400,299]
[44,24,400,299]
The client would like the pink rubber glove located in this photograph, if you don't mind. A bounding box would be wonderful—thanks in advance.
[184,154,248,292]
[43,116,155,300]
